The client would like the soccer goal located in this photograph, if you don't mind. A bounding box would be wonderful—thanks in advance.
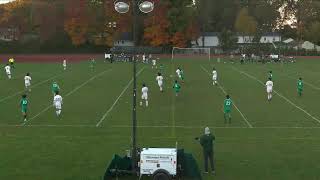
[171,47,211,61]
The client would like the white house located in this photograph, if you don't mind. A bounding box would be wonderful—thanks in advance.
[192,32,282,47]
[237,32,281,44]
[259,32,282,43]
[192,32,219,47]
[0,28,19,42]
[294,41,320,52]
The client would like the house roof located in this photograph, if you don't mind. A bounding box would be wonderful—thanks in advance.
[200,32,281,37]
[283,38,295,44]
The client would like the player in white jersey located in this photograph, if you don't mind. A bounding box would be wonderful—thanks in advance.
[176,68,181,79]
[140,83,149,107]
[265,78,274,101]
[63,59,67,70]
[212,67,218,85]
[152,59,157,69]
[53,91,63,117]
[156,73,164,92]
[24,73,32,92]
[142,54,146,63]
[4,64,11,79]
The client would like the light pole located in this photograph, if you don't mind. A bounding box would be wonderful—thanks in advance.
[113,0,154,172]
[107,22,117,28]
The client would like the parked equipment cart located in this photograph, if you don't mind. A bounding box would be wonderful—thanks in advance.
[139,148,177,179]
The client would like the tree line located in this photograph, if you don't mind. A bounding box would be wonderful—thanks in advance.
[0,0,319,51]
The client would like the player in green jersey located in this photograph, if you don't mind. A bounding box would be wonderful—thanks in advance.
[297,77,303,96]
[173,80,181,96]
[180,69,185,82]
[52,82,60,96]
[223,95,232,124]
[90,58,96,70]
[20,94,28,122]
[268,71,273,80]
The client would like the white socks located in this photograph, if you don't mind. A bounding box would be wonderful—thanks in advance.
[268,94,272,100]
[140,101,148,107]
[56,110,61,116]
[8,75,11,79]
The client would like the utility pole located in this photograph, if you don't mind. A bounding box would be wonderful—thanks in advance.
[131,0,138,172]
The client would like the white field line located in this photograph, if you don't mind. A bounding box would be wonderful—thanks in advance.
[0,74,62,103]
[23,69,112,125]
[2,133,319,140]
[96,67,146,127]
[259,66,320,90]
[200,65,253,128]
[0,134,320,142]
[0,72,26,81]
[232,66,320,124]
[0,124,95,127]
[3,124,320,129]
[110,125,320,129]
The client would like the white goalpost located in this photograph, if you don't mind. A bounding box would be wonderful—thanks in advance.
[171,47,211,61]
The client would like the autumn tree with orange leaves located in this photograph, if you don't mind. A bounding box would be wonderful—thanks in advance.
[143,1,170,47]
[64,0,89,46]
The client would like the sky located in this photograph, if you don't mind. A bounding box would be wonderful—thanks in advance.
[0,0,15,4]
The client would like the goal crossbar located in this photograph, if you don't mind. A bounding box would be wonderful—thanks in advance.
[171,47,211,61]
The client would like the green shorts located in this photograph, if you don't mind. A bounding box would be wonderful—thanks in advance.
[21,108,27,113]
[298,88,303,92]
[224,109,231,114]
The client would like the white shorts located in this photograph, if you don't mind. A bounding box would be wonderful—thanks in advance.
[213,76,217,81]
[267,88,273,93]
[25,83,31,87]
[54,103,62,110]
[6,71,11,75]
[158,82,163,87]
[141,94,148,100]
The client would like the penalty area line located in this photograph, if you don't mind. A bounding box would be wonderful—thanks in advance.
[96,67,146,127]
[1,124,320,129]
[0,73,62,103]
[22,69,112,126]
[232,66,320,124]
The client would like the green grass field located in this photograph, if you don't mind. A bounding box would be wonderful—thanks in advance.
[1,57,320,180]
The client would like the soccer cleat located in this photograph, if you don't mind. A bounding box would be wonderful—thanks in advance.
[212,171,216,175]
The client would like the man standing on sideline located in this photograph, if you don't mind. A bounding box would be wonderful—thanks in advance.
[198,127,215,175]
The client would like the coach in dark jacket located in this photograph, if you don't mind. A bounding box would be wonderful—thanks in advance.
[200,127,215,174]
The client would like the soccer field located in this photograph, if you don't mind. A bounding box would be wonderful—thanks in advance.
[1,57,320,180]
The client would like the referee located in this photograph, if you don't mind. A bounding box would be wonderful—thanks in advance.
[199,127,215,175]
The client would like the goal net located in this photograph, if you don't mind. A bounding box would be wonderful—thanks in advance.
[171,47,211,61]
